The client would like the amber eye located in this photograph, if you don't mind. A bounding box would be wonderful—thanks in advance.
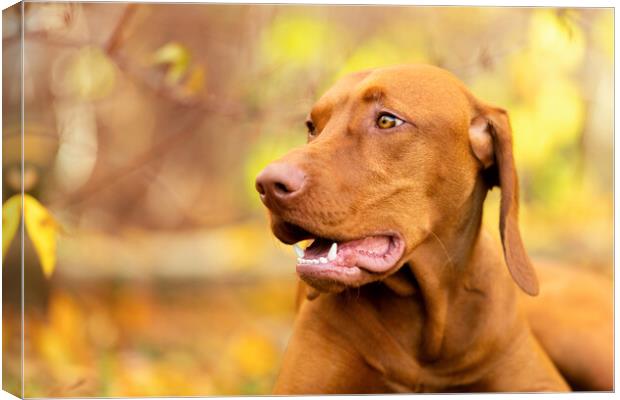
[377,113,404,129]
[305,120,316,136]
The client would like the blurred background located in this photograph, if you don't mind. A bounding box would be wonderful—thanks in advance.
[1,3,613,397]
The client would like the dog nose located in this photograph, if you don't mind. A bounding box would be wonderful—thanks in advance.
[255,163,306,207]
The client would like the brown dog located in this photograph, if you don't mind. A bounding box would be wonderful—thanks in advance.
[255,65,613,393]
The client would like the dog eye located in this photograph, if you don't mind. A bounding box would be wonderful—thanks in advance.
[305,120,317,136]
[377,113,404,129]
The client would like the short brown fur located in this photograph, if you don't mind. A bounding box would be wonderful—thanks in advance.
[257,65,613,393]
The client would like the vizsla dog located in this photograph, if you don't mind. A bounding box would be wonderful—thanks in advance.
[255,65,613,393]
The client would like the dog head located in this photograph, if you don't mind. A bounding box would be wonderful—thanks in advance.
[256,64,537,295]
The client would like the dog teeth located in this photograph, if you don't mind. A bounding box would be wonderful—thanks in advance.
[295,243,338,265]
[293,243,305,258]
[327,242,338,261]
[297,257,331,265]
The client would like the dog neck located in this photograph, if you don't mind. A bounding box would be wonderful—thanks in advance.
[405,177,519,362]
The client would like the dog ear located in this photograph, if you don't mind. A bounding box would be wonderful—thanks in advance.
[469,107,539,296]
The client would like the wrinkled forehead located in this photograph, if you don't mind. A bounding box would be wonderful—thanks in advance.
[311,65,473,122]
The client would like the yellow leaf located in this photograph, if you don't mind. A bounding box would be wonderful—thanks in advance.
[23,195,59,278]
[181,65,206,96]
[2,194,21,261]
[152,42,191,85]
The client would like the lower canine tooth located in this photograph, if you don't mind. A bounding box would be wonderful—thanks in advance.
[319,257,328,264]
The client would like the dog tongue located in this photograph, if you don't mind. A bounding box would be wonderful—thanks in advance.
[340,236,391,255]
[305,235,397,272]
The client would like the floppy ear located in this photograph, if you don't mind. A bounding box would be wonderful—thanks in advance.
[469,107,539,296]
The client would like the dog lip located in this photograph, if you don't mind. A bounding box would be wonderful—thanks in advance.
[296,263,366,288]
[270,216,407,283]
[296,231,406,284]
[271,219,315,244]
[354,232,405,273]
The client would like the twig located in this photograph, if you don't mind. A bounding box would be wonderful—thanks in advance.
[50,113,204,209]
[104,4,138,55]
[3,31,88,48]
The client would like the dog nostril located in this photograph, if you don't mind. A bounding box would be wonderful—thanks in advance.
[256,181,266,195]
[274,182,291,195]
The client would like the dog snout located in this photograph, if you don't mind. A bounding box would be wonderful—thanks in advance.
[255,162,306,209]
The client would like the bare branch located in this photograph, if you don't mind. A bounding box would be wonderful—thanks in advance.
[104,4,139,55]
[50,113,204,209]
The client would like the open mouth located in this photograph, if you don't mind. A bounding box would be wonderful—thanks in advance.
[292,233,406,285]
